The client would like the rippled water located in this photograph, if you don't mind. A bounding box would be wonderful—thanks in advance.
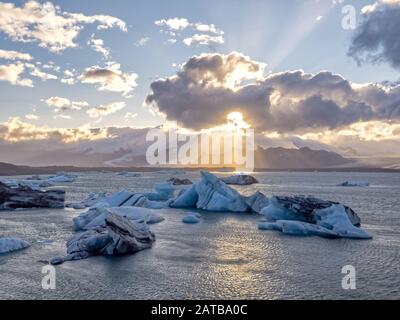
[0,171,399,299]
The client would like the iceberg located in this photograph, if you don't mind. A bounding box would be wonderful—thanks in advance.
[170,171,255,212]
[259,196,371,239]
[94,190,135,208]
[67,192,107,209]
[0,237,30,254]
[1,178,54,189]
[51,213,155,264]
[143,182,175,201]
[245,191,269,213]
[48,172,78,183]
[313,204,372,239]
[117,171,141,177]
[258,221,282,231]
[73,206,164,231]
[261,196,361,226]
[338,181,370,187]
[194,171,250,212]
[0,181,65,210]
[167,177,193,185]
[221,174,258,185]
[170,185,199,208]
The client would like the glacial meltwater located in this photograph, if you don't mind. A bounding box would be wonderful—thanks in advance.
[0,171,399,299]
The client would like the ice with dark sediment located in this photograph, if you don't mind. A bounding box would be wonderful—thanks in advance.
[51,213,155,264]
[260,196,371,239]
[73,206,164,231]
[221,174,258,185]
[0,181,65,210]
[338,181,370,187]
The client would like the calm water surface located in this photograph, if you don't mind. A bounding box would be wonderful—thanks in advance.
[0,171,399,299]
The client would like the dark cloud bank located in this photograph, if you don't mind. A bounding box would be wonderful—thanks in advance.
[146,52,400,133]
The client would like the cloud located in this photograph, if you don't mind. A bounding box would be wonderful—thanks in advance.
[0,117,110,143]
[124,112,137,122]
[155,18,190,30]
[61,77,75,85]
[0,49,33,61]
[183,34,224,46]
[146,52,400,133]
[25,114,39,120]
[88,36,110,58]
[155,17,223,35]
[44,96,89,112]
[155,17,224,46]
[0,62,33,87]
[87,101,126,118]
[134,37,150,47]
[348,0,400,69]
[0,1,126,53]
[79,62,138,97]
[25,63,57,80]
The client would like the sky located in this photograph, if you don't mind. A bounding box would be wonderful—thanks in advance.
[1,0,400,165]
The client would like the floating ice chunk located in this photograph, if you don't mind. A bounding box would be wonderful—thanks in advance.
[1,173,75,189]
[195,171,249,212]
[117,171,141,177]
[73,207,107,231]
[338,181,370,187]
[0,237,30,254]
[261,201,300,222]
[48,175,75,183]
[278,220,339,238]
[313,204,372,239]
[157,170,186,175]
[104,190,135,207]
[0,181,65,210]
[167,177,192,185]
[258,221,282,231]
[144,182,175,201]
[122,194,145,206]
[221,174,258,185]
[52,213,155,264]
[67,192,107,209]
[182,213,200,224]
[245,191,269,213]
[259,196,370,239]
[1,179,53,189]
[260,196,361,226]
[78,206,164,230]
[141,199,171,209]
[48,172,78,183]
[170,185,199,208]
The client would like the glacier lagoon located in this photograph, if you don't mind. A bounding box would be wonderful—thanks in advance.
[0,171,399,299]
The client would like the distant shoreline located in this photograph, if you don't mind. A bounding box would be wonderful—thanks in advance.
[0,162,399,176]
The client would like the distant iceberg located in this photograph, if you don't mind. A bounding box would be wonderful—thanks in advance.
[117,171,141,177]
[0,181,65,210]
[221,174,258,185]
[338,181,370,187]
[1,172,77,190]
[0,237,30,254]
